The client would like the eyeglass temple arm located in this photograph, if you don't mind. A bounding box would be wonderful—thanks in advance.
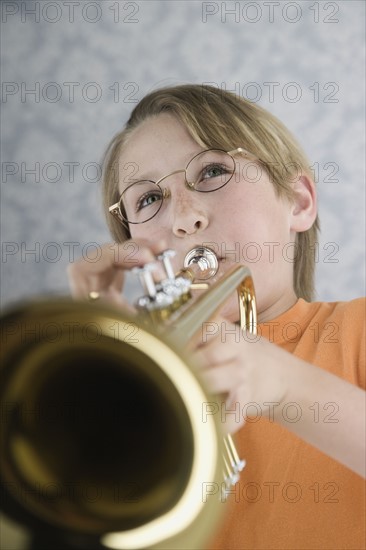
[228,147,258,161]
[109,203,123,222]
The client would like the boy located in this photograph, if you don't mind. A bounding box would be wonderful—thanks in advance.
[68,84,365,549]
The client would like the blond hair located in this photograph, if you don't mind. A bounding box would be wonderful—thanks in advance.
[102,84,319,301]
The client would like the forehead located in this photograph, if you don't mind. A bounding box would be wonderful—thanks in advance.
[126,112,190,143]
[117,113,203,190]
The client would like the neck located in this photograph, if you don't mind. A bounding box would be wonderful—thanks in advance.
[257,290,299,324]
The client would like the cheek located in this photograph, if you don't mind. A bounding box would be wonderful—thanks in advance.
[129,224,165,241]
[129,225,145,239]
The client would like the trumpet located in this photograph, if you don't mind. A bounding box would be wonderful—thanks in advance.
[0,246,256,550]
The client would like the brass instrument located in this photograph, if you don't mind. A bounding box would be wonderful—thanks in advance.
[0,246,256,549]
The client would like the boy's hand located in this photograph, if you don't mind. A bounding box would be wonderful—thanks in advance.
[67,239,167,310]
[191,315,365,478]
[191,315,288,434]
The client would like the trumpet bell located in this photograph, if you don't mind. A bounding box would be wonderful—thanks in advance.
[0,299,223,549]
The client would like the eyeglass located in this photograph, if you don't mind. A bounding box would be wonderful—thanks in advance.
[109,147,257,225]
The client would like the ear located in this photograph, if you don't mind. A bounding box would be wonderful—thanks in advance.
[290,175,317,232]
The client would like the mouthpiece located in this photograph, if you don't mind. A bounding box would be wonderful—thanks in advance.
[183,246,219,280]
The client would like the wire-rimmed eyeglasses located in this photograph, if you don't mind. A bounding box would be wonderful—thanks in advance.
[109,147,257,225]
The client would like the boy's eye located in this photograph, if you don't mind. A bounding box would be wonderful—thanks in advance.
[204,164,226,178]
[199,163,231,184]
[122,180,165,223]
[136,191,162,211]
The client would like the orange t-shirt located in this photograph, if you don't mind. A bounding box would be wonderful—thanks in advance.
[208,298,366,550]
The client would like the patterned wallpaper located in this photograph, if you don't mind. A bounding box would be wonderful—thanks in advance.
[0,1,365,548]
[1,0,365,311]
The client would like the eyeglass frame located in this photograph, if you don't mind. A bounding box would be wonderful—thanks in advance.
[109,147,258,226]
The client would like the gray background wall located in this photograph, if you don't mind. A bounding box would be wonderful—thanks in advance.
[1,0,365,310]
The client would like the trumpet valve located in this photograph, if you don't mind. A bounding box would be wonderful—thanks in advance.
[157,249,176,280]
[133,251,192,314]
[131,263,158,298]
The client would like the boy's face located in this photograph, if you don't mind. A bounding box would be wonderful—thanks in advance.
[118,113,298,322]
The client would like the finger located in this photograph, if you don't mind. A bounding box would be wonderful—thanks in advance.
[200,363,243,395]
[200,366,247,435]
[191,330,239,369]
[187,314,228,352]
[110,239,169,271]
[96,289,138,315]
[67,264,98,299]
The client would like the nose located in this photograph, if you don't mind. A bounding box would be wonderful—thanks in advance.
[170,186,209,237]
